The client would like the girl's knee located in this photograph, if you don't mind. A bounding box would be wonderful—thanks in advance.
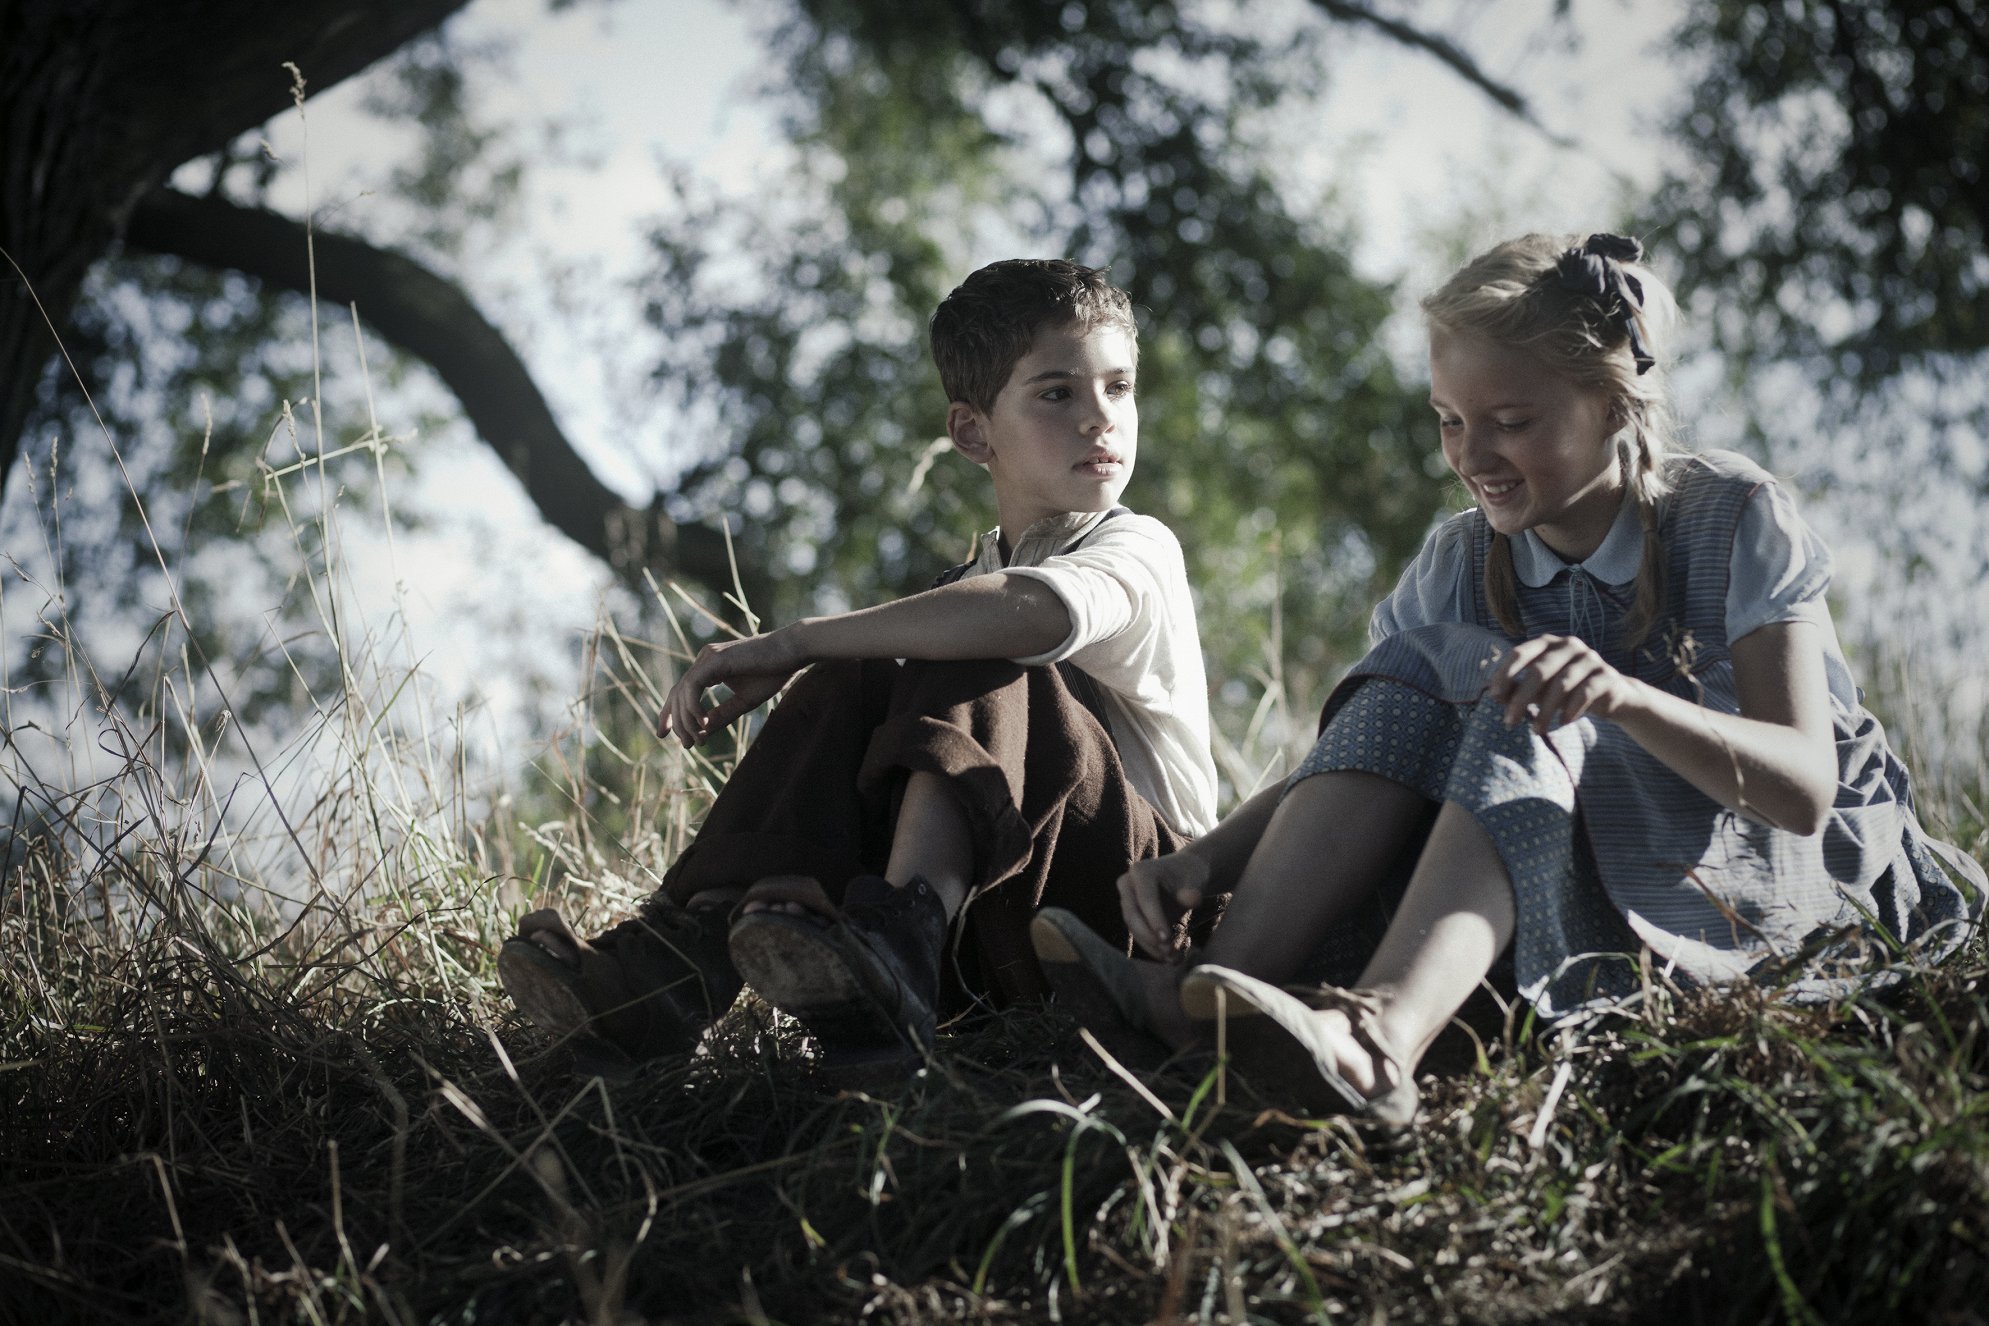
[1279,769,1431,831]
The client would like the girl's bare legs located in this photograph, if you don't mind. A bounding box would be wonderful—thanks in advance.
[1201,770,1435,978]
[1299,800,1516,1096]
[1135,769,1433,1046]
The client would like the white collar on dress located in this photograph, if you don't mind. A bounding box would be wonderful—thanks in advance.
[1510,493,1643,588]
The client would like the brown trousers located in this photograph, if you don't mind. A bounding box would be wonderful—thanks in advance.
[659,657,1191,1011]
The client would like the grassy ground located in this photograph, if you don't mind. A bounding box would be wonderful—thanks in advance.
[4,350,1987,1324]
[4,584,1985,1324]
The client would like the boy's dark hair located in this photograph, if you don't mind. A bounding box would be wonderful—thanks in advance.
[929,259,1138,413]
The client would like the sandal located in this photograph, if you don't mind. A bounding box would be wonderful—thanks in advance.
[1029,907,1172,1068]
[498,898,743,1070]
[726,874,945,1054]
[1178,965,1419,1126]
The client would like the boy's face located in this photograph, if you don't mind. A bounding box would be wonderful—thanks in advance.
[948,321,1139,535]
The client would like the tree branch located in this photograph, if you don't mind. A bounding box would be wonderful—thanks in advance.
[1305,0,1573,145]
[98,0,479,186]
[1,0,471,495]
[123,187,742,596]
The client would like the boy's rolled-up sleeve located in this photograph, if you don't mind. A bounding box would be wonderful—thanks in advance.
[999,515,1183,695]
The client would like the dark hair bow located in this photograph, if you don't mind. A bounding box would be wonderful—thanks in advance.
[1555,232,1655,375]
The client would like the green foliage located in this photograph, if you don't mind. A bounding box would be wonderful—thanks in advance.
[645,0,1445,710]
[358,27,530,259]
[5,253,439,743]
[1648,0,1989,769]
[1657,0,1989,390]
[2,29,533,738]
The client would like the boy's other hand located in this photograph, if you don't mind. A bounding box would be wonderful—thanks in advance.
[661,629,805,747]
[1118,851,1212,960]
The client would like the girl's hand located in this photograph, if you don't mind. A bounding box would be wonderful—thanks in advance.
[1487,633,1635,735]
[1119,851,1214,960]
[661,629,806,747]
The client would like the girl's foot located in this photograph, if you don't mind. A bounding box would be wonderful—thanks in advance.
[1030,908,1200,1061]
[1178,965,1418,1125]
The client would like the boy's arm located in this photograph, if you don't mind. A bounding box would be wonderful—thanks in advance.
[661,574,1071,747]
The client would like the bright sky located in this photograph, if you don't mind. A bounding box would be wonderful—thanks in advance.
[271,0,1687,498]
[227,0,1707,757]
[192,0,1986,766]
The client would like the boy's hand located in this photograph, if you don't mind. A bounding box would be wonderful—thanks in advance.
[661,629,807,747]
[1118,851,1213,960]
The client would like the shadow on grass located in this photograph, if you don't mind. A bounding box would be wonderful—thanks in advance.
[4,861,1986,1326]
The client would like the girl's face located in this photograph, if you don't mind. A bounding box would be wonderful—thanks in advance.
[1428,325,1623,561]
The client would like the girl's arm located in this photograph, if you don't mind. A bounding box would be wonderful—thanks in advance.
[1120,782,1283,958]
[1488,620,1837,834]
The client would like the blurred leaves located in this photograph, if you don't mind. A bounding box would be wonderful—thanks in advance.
[1656,0,1989,398]
[1646,0,1989,760]
[645,0,1446,703]
[8,29,524,733]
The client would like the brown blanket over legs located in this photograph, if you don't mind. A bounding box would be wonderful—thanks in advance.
[660,657,1190,1012]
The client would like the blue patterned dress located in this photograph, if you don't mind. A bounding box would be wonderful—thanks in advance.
[1291,450,1982,1017]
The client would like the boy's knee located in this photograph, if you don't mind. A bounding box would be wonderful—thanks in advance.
[892,656,1031,713]
[794,656,885,695]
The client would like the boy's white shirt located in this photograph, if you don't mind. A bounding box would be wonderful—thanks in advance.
[958,508,1218,836]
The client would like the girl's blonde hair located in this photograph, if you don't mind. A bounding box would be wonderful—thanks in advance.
[1419,232,1682,648]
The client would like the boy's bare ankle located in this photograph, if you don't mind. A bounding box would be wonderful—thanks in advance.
[906,872,968,922]
[686,887,743,914]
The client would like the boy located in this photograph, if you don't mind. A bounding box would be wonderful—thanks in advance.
[499,259,1217,1067]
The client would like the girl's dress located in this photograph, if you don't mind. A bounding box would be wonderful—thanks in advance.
[1291,449,1982,1016]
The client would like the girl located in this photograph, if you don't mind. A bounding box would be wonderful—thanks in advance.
[1032,232,1983,1122]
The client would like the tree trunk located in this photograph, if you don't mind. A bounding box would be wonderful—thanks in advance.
[0,0,470,492]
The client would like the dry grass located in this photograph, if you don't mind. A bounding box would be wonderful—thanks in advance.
[4,299,1987,1326]
[6,788,1986,1326]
